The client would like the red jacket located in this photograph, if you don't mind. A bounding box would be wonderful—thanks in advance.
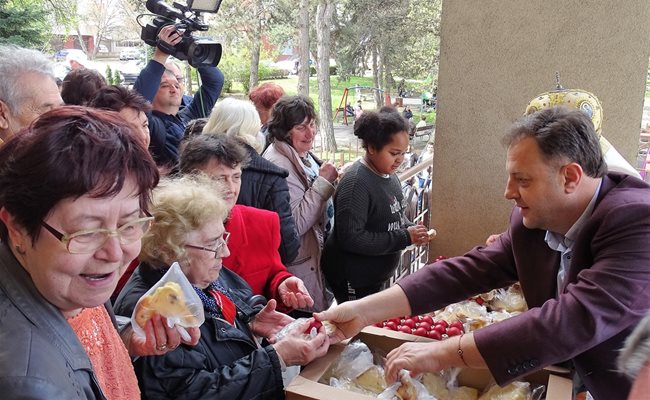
[224,205,293,309]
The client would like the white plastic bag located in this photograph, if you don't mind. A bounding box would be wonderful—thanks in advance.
[130,262,204,339]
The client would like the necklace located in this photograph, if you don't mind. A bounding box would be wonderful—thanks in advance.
[361,157,390,178]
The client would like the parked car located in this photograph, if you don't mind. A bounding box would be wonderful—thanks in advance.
[119,48,141,61]
[118,60,145,86]
[97,44,109,54]
[54,48,88,63]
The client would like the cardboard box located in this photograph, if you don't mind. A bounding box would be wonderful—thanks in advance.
[285,326,573,400]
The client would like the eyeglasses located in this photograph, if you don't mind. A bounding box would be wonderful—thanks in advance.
[41,216,154,254]
[185,232,230,258]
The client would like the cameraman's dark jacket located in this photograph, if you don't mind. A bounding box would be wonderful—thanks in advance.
[134,60,224,168]
[237,144,300,264]
[114,263,286,400]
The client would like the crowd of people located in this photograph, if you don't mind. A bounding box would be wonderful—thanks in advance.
[0,27,649,400]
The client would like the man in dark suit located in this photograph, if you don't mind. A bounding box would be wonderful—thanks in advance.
[317,106,650,400]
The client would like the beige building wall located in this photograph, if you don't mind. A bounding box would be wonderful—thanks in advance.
[430,1,650,257]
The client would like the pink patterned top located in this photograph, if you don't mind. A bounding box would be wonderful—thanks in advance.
[68,306,140,400]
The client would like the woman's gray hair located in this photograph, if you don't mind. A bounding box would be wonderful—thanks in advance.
[0,45,55,113]
[618,313,650,380]
[202,97,263,153]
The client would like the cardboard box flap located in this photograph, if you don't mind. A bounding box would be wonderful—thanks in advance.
[286,375,377,400]
[546,374,574,400]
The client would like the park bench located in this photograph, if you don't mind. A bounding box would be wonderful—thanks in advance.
[412,124,435,142]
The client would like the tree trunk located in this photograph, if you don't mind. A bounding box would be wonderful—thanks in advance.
[378,44,390,107]
[371,44,382,108]
[185,62,193,95]
[248,0,263,93]
[75,27,87,54]
[297,0,310,96]
[316,0,336,153]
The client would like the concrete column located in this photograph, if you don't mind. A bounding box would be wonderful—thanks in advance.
[430,1,650,258]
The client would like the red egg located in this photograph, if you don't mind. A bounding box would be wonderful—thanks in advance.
[427,330,443,340]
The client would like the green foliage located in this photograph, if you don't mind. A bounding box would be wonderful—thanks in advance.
[0,0,52,49]
[216,51,250,93]
[105,65,114,85]
[331,0,441,91]
[258,63,289,80]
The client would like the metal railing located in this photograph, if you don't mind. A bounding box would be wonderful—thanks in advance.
[390,158,434,284]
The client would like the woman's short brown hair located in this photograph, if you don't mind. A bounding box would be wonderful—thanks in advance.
[0,106,159,242]
[61,68,107,106]
[266,95,317,145]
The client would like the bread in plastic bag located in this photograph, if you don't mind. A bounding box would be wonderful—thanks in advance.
[131,262,204,339]
[331,340,375,380]
[378,370,436,400]
[478,381,545,400]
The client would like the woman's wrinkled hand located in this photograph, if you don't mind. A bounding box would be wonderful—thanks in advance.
[251,299,294,340]
[278,277,314,310]
[319,161,339,183]
[127,313,200,357]
[272,319,330,366]
[384,341,446,383]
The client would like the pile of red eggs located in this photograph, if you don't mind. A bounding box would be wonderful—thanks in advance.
[374,315,465,340]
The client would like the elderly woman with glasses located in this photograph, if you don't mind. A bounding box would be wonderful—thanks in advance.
[114,174,329,399]
[263,95,338,315]
[0,106,198,399]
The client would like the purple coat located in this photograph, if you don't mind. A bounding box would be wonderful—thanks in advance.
[399,173,650,400]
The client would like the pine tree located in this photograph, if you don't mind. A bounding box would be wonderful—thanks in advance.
[0,0,51,49]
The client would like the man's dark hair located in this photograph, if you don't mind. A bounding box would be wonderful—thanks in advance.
[503,106,607,178]
[266,95,317,144]
[179,134,250,174]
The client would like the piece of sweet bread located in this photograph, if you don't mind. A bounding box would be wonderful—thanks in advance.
[422,373,450,400]
[478,382,529,400]
[450,386,479,400]
[134,282,197,328]
[354,366,387,394]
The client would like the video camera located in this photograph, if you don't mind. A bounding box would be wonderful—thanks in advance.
[140,0,222,68]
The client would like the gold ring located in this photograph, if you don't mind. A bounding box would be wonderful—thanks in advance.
[156,343,168,351]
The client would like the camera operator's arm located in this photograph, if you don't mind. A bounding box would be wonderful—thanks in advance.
[133,26,181,102]
[178,65,224,123]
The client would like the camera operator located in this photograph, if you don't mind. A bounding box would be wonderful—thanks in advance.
[134,25,224,172]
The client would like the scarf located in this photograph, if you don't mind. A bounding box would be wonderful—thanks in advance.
[193,280,237,325]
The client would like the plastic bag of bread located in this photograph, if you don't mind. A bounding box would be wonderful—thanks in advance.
[274,317,336,341]
[130,262,204,339]
[378,370,435,400]
[477,381,544,400]
[331,340,375,381]
[422,368,467,400]
[354,365,388,394]
[483,285,527,313]
[435,300,488,323]
[450,386,479,400]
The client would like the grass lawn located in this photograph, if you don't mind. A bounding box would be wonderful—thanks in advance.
[231,76,437,125]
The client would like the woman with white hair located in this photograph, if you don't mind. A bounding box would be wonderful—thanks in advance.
[202,97,299,265]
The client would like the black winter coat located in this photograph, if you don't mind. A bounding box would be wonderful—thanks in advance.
[113,264,285,400]
[238,145,300,264]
